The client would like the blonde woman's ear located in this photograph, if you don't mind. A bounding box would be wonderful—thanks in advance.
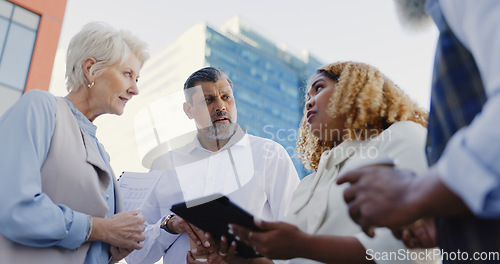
[82,57,97,82]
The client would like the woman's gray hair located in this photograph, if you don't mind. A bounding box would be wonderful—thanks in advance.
[65,22,150,92]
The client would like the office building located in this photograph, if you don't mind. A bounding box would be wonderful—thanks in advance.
[0,0,66,115]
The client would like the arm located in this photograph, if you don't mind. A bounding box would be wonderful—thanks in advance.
[374,122,470,218]
[126,162,211,263]
[89,209,145,249]
[0,91,89,249]
[167,215,211,247]
[229,220,373,264]
[339,159,471,235]
[109,246,133,264]
[393,218,437,249]
[338,122,470,233]
[125,170,179,264]
[434,0,500,217]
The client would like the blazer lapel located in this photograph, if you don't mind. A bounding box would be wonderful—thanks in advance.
[81,129,111,190]
[309,140,361,233]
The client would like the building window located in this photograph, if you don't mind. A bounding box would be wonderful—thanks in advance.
[0,0,40,92]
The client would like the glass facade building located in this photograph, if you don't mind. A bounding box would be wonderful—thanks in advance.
[0,0,39,114]
[204,18,323,177]
[0,0,66,115]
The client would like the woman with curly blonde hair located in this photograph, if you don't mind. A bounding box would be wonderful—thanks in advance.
[297,61,427,171]
[226,61,437,264]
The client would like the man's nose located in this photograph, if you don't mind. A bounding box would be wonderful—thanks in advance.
[216,106,227,112]
[214,99,226,112]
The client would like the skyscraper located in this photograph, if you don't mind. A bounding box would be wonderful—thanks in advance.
[97,16,322,178]
[0,0,66,115]
[207,17,323,177]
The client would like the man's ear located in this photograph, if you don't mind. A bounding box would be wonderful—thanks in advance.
[183,102,194,119]
[82,57,97,82]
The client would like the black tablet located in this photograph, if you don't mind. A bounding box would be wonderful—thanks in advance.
[170,193,262,258]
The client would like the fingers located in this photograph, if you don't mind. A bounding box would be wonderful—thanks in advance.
[346,198,362,224]
[172,217,210,248]
[254,218,279,231]
[109,246,134,262]
[189,222,211,248]
[186,250,204,264]
[253,218,267,230]
[358,217,375,238]
[125,237,144,250]
[218,235,229,257]
[409,219,437,248]
[425,220,437,247]
[129,209,141,215]
[401,229,415,248]
[229,220,274,243]
[220,235,229,251]
[94,211,147,250]
[205,233,218,250]
[228,224,252,244]
[186,251,196,263]
[115,210,146,229]
[336,169,362,185]
[229,223,263,257]
[421,219,437,247]
[391,227,403,240]
[223,240,240,263]
[343,182,361,204]
[192,233,216,255]
[340,172,364,224]
[227,239,237,255]
[398,218,438,249]
[343,184,377,238]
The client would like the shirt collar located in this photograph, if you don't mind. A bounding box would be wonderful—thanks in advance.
[185,125,248,154]
[320,139,363,168]
[62,97,97,138]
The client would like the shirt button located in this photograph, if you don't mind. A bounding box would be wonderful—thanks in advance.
[106,194,109,199]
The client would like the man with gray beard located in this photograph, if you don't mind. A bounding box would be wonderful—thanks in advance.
[126,67,299,264]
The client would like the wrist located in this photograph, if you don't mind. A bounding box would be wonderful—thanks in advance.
[410,166,471,218]
[296,232,313,260]
[160,214,178,234]
[405,170,435,221]
[88,217,108,243]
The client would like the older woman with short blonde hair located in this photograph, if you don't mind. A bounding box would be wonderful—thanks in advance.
[0,22,149,264]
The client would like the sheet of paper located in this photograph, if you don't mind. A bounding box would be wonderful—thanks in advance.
[118,171,163,211]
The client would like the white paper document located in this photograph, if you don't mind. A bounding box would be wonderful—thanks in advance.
[118,171,163,211]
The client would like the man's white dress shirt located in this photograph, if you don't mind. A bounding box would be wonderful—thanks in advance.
[126,127,300,264]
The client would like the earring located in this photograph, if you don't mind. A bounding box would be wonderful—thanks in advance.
[87,81,95,89]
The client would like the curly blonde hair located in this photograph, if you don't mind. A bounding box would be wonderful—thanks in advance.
[296,61,428,171]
